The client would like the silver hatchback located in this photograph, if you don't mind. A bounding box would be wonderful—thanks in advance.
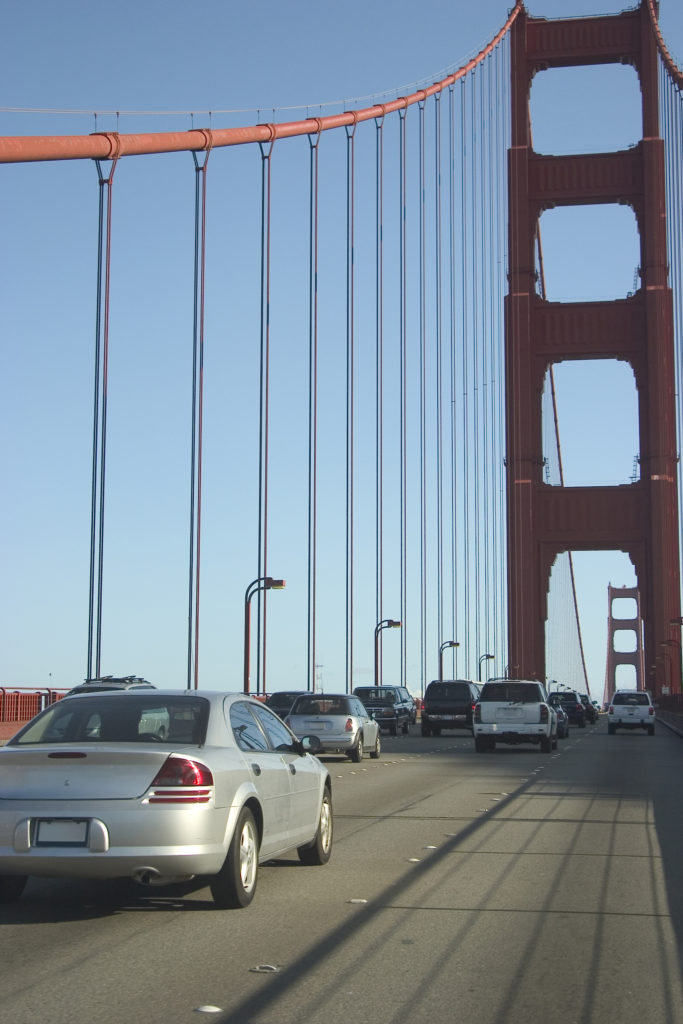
[286,693,381,762]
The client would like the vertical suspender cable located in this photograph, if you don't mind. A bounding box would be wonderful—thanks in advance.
[471,67,482,667]
[375,113,385,661]
[399,105,408,685]
[88,167,106,680]
[257,138,274,694]
[418,98,427,693]
[434,93,444,662]
[493,41,506,669]
[89,148,119,680]
[345,120,356,692]
[481,59,491,659]
[187,146,210,689]
[501,36,511,671]
[448,83,459,681]
[460,80,471,674]
[661,70,683,567]
[307,127,321,693]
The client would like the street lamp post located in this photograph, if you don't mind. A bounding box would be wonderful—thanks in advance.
[478,652,494,681]
[439,640,459,681]
[374,619,401,687]
[243,576,286,695]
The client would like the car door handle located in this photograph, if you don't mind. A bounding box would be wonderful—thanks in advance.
[251,763,262,776]
[289,763,296,775]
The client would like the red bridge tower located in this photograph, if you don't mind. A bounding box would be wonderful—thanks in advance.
[505,3,681,696]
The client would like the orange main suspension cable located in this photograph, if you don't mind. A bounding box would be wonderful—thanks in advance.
[0,5,523,165]
[646,0,683,90]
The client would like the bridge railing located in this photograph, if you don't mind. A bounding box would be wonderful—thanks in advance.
[0,687,67,723]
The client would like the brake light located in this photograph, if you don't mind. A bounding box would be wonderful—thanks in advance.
[148,756,214,804]
[345,718,354,732]
[474,704,481,723]
[608,705,614,715]
[648,706,655,716]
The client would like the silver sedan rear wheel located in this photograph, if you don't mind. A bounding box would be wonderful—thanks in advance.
[210,807,259,909]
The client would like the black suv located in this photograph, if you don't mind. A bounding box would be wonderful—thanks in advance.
[421,679,480,736]
[353,685,415,735]
[265,691,306,719]
[549,690,585,727]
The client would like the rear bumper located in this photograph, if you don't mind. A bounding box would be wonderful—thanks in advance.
[610,717,653,729]
[423,715,471,731]
[474,724,551,743]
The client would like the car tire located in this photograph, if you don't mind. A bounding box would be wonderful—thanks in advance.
[421,721,431,737]
[298,788,333,866]
[579,720,586,729]
[401,721,410,735]
[608,723,616,735]
[389,723,397,736]
[432,727,441,737]
[552,735,557,750]
[540,735,552,753]
[474,736,488,753]
[0,875,27,903]
[648,725,655,736]
[210,807,259,909]
[370,732,381,759]
[349,735,364,762]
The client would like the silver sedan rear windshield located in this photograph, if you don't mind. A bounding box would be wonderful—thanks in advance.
[9,696,209,746]
[290,696,352,715]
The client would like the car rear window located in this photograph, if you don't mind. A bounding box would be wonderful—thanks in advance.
[479,682,543,703]
[9,695,209,745]
[290,696,351,715]
[425,683,471,699]
[612,692,650,706]
[354,688,396,703]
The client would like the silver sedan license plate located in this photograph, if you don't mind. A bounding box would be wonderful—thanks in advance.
[35,819,88,846]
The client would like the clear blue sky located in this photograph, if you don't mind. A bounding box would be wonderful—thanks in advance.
[2,1,682,696]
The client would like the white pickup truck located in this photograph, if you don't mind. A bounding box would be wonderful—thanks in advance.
[473,679,557,753]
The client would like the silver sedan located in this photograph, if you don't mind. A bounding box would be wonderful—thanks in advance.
[286,693,381,761]
[0,690,332,909]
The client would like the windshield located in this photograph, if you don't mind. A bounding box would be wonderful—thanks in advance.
[425,683,469,699]
[612,692,650,706]
[9,695,209,745]
[354,688,396,703]
[290,696,351,715]
[479,682,542,704]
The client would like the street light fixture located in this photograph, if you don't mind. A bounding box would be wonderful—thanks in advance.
[243,576,286,695]
[478,652,494,681]
[439,640,459,681]
[374,619,401,687]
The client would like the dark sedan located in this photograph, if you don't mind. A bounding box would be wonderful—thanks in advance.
[549,690,585,728]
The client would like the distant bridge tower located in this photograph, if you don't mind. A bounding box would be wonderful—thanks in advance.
[604,585,646,704]
[505,2,681,697]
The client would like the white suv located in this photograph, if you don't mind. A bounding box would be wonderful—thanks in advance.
[473,679,557,753]
[608,690,655,735]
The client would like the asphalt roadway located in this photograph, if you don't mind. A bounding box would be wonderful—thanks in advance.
[2,715,683,1024]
